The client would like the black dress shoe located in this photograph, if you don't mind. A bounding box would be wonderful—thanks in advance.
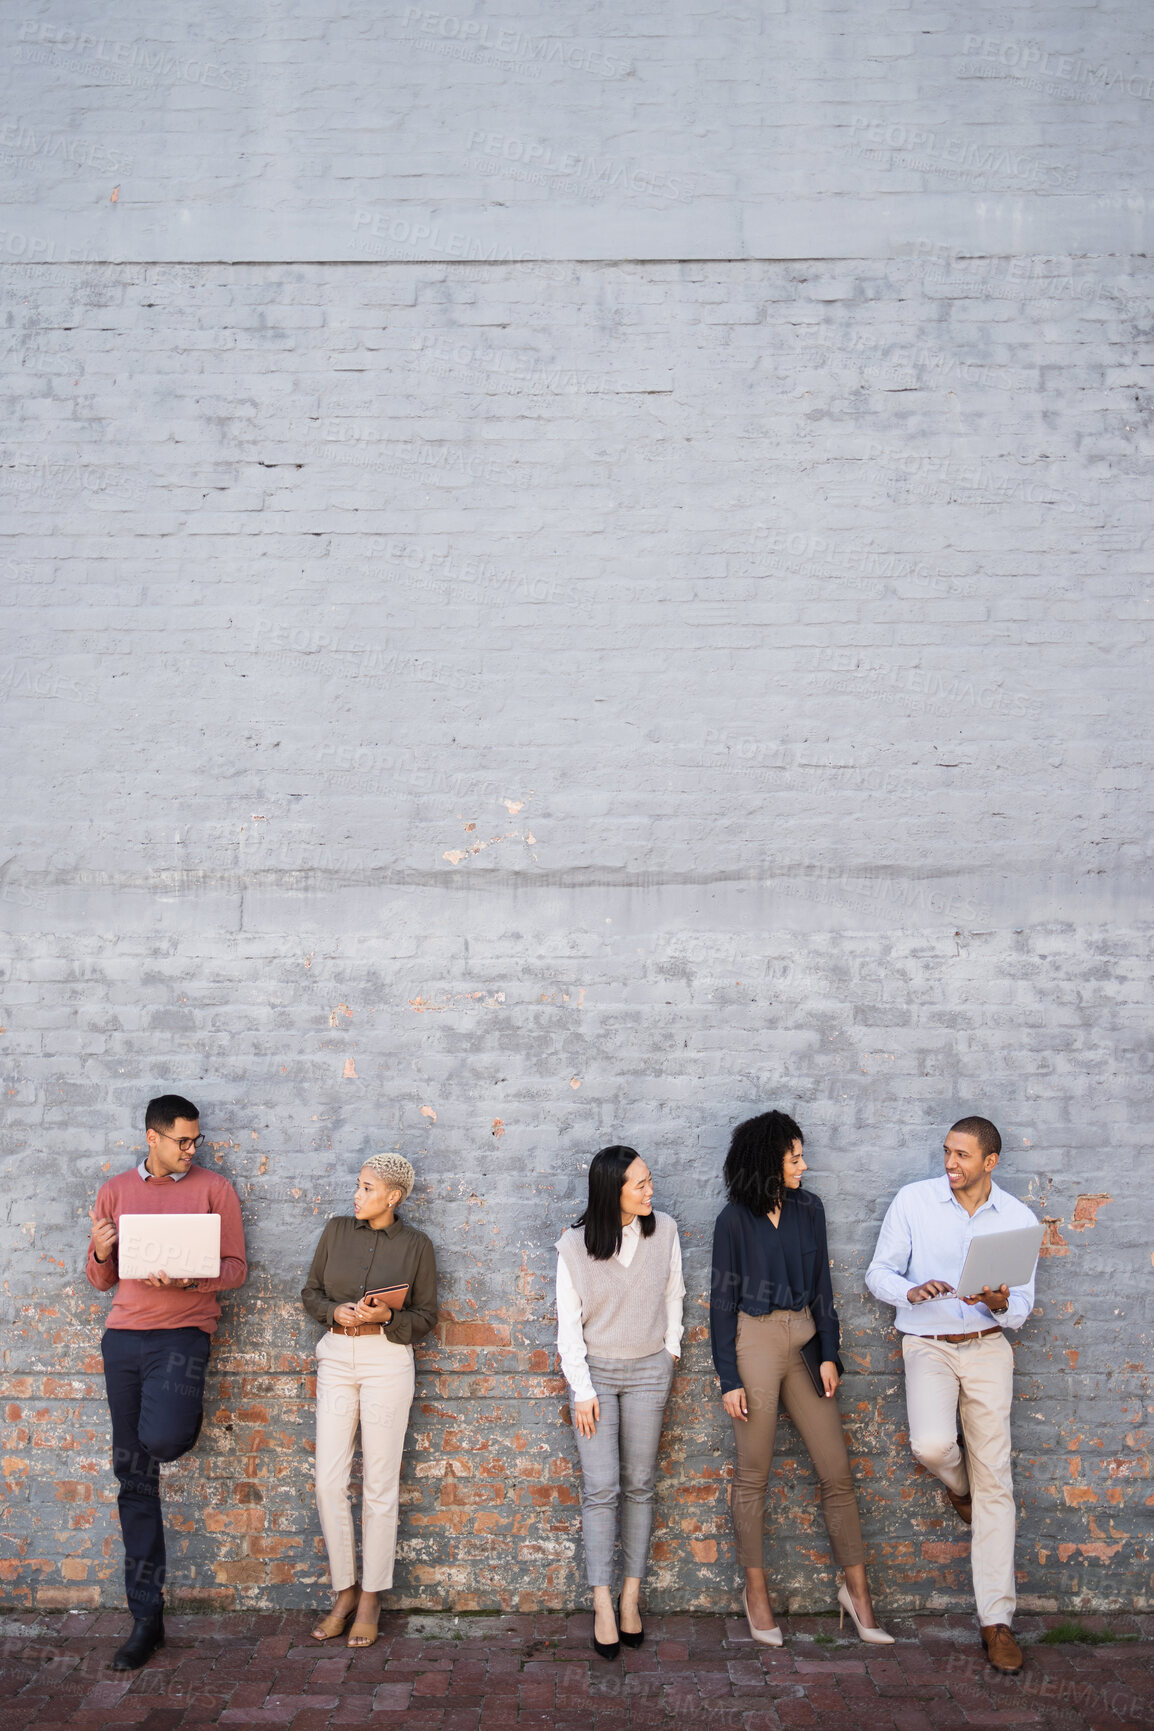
[592,1634,620,1660]
[110,1612,165,1671]
[616,1596,644,1648]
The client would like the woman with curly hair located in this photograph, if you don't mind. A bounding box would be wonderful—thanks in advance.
[710,1110,891,1647]
[301,1154,438,1648]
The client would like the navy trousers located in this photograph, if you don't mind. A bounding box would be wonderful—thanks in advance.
[101,1326,211,1614]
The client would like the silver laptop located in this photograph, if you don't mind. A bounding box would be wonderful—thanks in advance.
[118,1213,221,1280]
[956,1220,1043,1297]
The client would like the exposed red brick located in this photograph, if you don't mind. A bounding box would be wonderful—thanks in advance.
[1070,1193,1113,1230]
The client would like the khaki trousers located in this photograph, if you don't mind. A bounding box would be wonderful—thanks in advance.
[902,1330,1016,1626]
[314,1330,415,1593]
[731,1308,866,1570]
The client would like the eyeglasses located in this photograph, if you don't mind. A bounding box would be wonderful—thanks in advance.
[155,1131,205,1153]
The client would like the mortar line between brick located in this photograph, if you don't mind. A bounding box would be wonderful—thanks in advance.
[1,253,1135,267]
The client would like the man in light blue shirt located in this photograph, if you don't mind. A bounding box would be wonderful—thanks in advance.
[867,1116,1038,1678]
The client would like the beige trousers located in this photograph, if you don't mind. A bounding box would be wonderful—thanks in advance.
[314,1330,415,1593]
[732,1308,866,1570]
[902,1330,1016,1626]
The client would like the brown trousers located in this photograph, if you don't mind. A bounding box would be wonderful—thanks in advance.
[731,1307,866,1569]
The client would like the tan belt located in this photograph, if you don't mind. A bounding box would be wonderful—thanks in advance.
[330,1322,384,1337]
[925,1325,1003,1344]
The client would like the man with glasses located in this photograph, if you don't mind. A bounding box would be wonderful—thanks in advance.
[87,1094,247,1670]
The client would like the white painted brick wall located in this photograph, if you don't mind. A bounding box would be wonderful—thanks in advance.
[0,0,1149,1613]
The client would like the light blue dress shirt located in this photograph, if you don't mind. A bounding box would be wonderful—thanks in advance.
[137,1159,190,1181]
[866,1174,1038,1336]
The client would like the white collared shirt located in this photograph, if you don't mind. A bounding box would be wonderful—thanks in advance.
[866,1173,1038,1335]
[556,1218,685,1404]
[137,1159,190,1181]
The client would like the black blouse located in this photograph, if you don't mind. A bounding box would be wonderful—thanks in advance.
[709,1192,840,1393]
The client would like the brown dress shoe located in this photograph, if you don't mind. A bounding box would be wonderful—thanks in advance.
[944,1483,973,1524]
[981,1624,1023,1673]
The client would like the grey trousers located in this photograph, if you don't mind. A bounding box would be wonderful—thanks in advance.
[570,1348,675,1586]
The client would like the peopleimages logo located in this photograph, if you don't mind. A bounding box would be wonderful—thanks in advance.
[848,116,1075,190]
[959,34,1154,101]
[16,20,250,91]
[349,210,566,280]
[410,332,612,397]
[465,131,693,202]
[747,530,940,586]
[402,7,627,78]
[0,119,134,176]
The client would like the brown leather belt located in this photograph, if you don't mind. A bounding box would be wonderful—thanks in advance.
[925,1325,1003,1344]
[330,1322,384,1337]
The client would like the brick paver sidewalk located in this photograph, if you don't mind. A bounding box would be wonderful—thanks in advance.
[0,1609,1150,1730]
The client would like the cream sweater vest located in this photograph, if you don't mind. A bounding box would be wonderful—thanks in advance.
[556,1211,677,1360]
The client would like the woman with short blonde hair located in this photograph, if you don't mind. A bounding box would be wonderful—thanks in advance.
[302,1153,438,1647]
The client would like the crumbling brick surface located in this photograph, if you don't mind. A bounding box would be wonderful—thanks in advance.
[1,0,1150,1619]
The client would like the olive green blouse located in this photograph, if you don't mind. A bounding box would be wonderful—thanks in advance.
[301,1214,438,1345]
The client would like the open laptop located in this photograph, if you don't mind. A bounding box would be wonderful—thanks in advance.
[118,1213,221,1280]
[956,1220,1044,1297]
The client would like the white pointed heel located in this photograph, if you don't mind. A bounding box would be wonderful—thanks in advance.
[837,1583,894,1645]
[741,1586,783,1647]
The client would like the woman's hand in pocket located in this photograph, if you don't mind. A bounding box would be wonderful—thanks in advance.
[573,1397,600,1438]
[722,1386,748,1422]
[820,1361,839,1398]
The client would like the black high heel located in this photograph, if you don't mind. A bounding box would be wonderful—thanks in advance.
[592,1633,620,1660]
[616,1596,644,1649]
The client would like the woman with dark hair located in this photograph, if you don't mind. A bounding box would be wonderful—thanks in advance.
[557,1146,684,1659]
[710,1111,892,1647]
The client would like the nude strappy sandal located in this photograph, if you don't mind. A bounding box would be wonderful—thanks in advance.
[310,1604,355,1642]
